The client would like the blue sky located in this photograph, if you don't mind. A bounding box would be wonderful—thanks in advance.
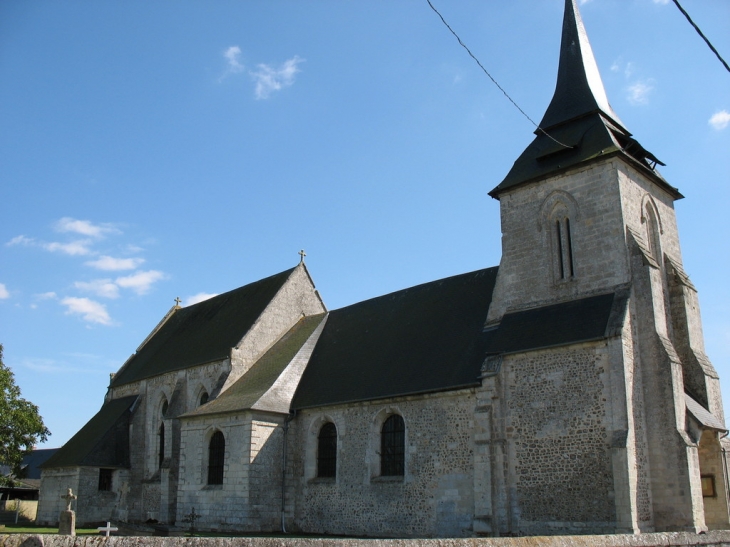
[0,0,728,448]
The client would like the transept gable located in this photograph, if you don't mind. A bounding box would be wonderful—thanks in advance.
[110,267,296,387]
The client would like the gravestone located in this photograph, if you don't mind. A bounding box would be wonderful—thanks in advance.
[97,522,118,537]
[58,488,77,536]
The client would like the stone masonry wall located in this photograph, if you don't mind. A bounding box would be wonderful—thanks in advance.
[499,343,615,535]
[36,468,79,525]
[177,412,285,532]
[290,389,476,538]
[5,531,730,547]
[487,160,630,324]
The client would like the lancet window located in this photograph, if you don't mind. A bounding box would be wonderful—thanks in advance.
[554,216,575,280]
[380,414,405,476]
[207,431,225,485]
[317,422,337,478]
[158,399,168,470]
[644,202,662,265]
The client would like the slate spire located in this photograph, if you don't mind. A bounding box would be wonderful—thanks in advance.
[540,0,624,131]
[489,0,680,199]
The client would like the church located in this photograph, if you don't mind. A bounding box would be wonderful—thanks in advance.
[36,0,729,537]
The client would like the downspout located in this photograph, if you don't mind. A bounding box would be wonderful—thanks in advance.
[281,410,296,534]
[720,431,729,520]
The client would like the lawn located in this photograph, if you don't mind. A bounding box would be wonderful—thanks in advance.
[0,524,100,535]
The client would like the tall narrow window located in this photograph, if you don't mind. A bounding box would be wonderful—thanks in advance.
[645,204,661,264]
[158,423,165,469]
[317,422,337,478]
[555,220,564,279]
[380,415,405,476]
[208,431,225,485]
[199,392,209,406]
[554,217,575,280]
[565,218,574,277]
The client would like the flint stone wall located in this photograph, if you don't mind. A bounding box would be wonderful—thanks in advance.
[291,389,476,538]
[4,532,730,547]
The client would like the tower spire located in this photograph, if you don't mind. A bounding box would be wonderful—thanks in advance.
[489,0,679,200]
[540,0,624,131]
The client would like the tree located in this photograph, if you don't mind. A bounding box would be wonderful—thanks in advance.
[0,344,50,486]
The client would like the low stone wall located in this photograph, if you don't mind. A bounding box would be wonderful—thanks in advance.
[3,532,730,547]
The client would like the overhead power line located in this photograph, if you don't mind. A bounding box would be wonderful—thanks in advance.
[426,0,572,149]
[671,0,730,74]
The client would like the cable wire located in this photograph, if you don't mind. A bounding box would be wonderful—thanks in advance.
[671,0,730,74]
[426,0,573,149]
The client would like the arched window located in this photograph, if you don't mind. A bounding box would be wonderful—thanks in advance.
[207,431,225,485]
[317,422,337,478]
[380,415,405,476]
[158,423,165,469]
[199,392,209,406]
[540,191,579,283]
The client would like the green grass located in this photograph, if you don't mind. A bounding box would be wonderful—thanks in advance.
[1,523,100,535]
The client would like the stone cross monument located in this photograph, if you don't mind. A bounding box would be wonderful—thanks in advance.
[58,488,77,536]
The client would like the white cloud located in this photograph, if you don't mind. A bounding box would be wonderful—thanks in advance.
[85,255,145,271]
[55,217,119,238]
[0,283,9,299]
[115,270,167,295]
[185,292,219,306]
[709,110,730,131]
[627,80,654,105]
[35,292,58,300]
[61,297,112,325]
[6,235,35,247]
[224,46,244,72]
[43,239,94,256]
[7,233,93,255]
[250,56,304,100]
[624,62,635,79]
[653,0,670,5]
[74,279,120,299]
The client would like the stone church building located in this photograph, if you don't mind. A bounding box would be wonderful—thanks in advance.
[37,0,729,537]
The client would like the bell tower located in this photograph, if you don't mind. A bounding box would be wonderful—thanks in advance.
[484,0,728,533]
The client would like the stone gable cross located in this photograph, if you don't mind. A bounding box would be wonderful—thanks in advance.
[174,297,182,307]
[61,488,77,511]
[298,249,306,263]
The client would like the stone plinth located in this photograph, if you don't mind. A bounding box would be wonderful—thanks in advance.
[58,510,75,536]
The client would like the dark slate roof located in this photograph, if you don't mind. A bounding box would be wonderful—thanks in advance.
[489,0,680,200]
[20,449,59,480]
[291,268,498,410]
[539,0,624,132]
[40,396,138,469]
[111,268,295,387]
[184,313,327,417]
[483,290,628,355]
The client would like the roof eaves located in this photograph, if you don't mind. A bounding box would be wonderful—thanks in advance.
[292,382,482,412]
